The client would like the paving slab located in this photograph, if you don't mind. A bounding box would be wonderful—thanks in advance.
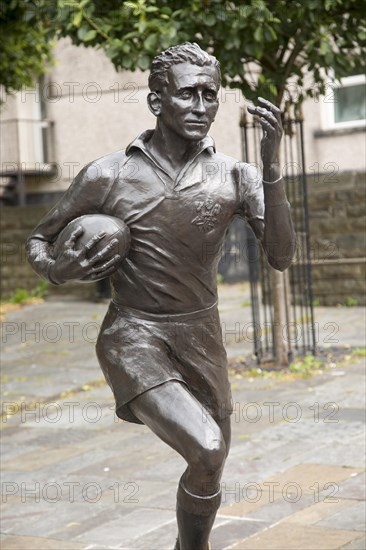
[282,498,358,525]
[0,535,87,550]
[210,518,270,549]
[257,463,364,495]
[317,500,366,531]
[230,524,365,550]
[74,508,176,546]
[326,472,366,501]
[340,536,366,550]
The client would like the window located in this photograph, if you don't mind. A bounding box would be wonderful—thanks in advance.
[323,74,366,130]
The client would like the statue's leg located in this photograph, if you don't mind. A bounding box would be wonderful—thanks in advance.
[128,380,231,550]
[174,416,231,550]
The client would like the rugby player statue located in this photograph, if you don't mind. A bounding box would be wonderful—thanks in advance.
[27,43,295,550]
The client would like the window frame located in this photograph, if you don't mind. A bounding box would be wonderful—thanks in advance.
[322,74,366,130]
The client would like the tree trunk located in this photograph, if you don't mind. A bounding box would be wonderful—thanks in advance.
[271,267,289,366]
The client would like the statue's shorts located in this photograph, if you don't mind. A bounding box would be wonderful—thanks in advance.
[96,301,233,425]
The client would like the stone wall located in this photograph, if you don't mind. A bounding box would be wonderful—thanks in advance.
[306,170,365,305]
[0,205,98,300]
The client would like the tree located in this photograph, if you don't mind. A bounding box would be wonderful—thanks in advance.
[0,1,54,97]
[2,1,365,106]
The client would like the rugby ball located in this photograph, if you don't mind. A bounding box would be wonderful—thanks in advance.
[52,214,130,282]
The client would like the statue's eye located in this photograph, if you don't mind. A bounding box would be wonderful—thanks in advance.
[180,90,192,99]
[205,91,217,101]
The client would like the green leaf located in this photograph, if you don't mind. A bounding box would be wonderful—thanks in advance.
[72,10,83,27]
[264,24,277,41]
[82,29,96,42]
[121,42,131,54]
[122,56,133,69]
[138,54,150,70]
[137,19,146,33]
[254,26,263,42]
[204,14,216,27]
[325,50,334,64]
[124,1,137,9]
[320,39,328,55]
[77,26,88,40]
[143,33,158,51]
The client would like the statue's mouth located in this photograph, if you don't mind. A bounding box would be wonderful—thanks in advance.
[186,120,207,126]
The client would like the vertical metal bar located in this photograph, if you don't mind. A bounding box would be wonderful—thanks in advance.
[259,252,269,353]
[15,118,20,165]
[282,127,292,359]
[289,122,307,353]
[249,235,261,363]
[283,270,293,362]
[266,262,274,351]
[253,120,259,166]
[241,122,262,362]
[241,109,249,163]
[17,171,25,206]
[295,122,311,352]
[283,126,298,351]
[299,119,316,355]
[255,118,267,361]
[295,123,308,351]
[255,118,274,360]
[14,119,26,206]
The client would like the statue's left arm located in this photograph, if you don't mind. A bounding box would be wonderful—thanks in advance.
[239,98,296,272]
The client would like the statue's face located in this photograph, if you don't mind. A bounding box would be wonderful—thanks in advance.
[158,62,220,141]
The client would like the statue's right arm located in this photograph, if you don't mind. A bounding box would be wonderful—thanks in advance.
[26,161,116,284]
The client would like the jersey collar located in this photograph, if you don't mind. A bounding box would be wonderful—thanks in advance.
[126,129,216,158]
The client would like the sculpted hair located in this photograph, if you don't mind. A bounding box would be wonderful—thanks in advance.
[148,42,221,91]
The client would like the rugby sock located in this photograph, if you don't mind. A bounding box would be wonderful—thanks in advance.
[175,477,221,550]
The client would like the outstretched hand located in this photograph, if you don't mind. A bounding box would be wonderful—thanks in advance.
[247,97,283,167]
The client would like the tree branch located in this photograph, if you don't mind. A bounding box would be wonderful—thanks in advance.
[282,38,305,84]
[262,53,277,71]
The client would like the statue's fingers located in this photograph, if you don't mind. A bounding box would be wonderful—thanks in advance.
[258,97,282,122]
[258,108,279,127]
[89,239,118,266]
[88,254,121,277]
[248,106,280,131]
[64,226,83,249]
[84,231,106,254]
[259,117,275,134]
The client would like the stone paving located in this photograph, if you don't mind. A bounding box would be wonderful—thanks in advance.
[1,284,365,549]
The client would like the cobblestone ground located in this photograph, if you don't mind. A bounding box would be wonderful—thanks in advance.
[1,284,365,549]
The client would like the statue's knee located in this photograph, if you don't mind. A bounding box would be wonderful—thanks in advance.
[194,433,227,476]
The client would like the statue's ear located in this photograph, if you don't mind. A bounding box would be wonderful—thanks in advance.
[147,91,161,116]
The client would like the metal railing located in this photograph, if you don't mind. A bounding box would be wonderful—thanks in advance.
[241,110,316,363]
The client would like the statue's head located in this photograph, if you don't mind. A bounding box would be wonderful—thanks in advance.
[148,42,221,92]
[147,43,221,141]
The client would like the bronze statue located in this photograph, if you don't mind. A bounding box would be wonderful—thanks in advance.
[27,43,295,550]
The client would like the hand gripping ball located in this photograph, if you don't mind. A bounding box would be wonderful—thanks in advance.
[52,214,131,282]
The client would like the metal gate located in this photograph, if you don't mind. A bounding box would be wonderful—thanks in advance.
[240,109,316,364]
